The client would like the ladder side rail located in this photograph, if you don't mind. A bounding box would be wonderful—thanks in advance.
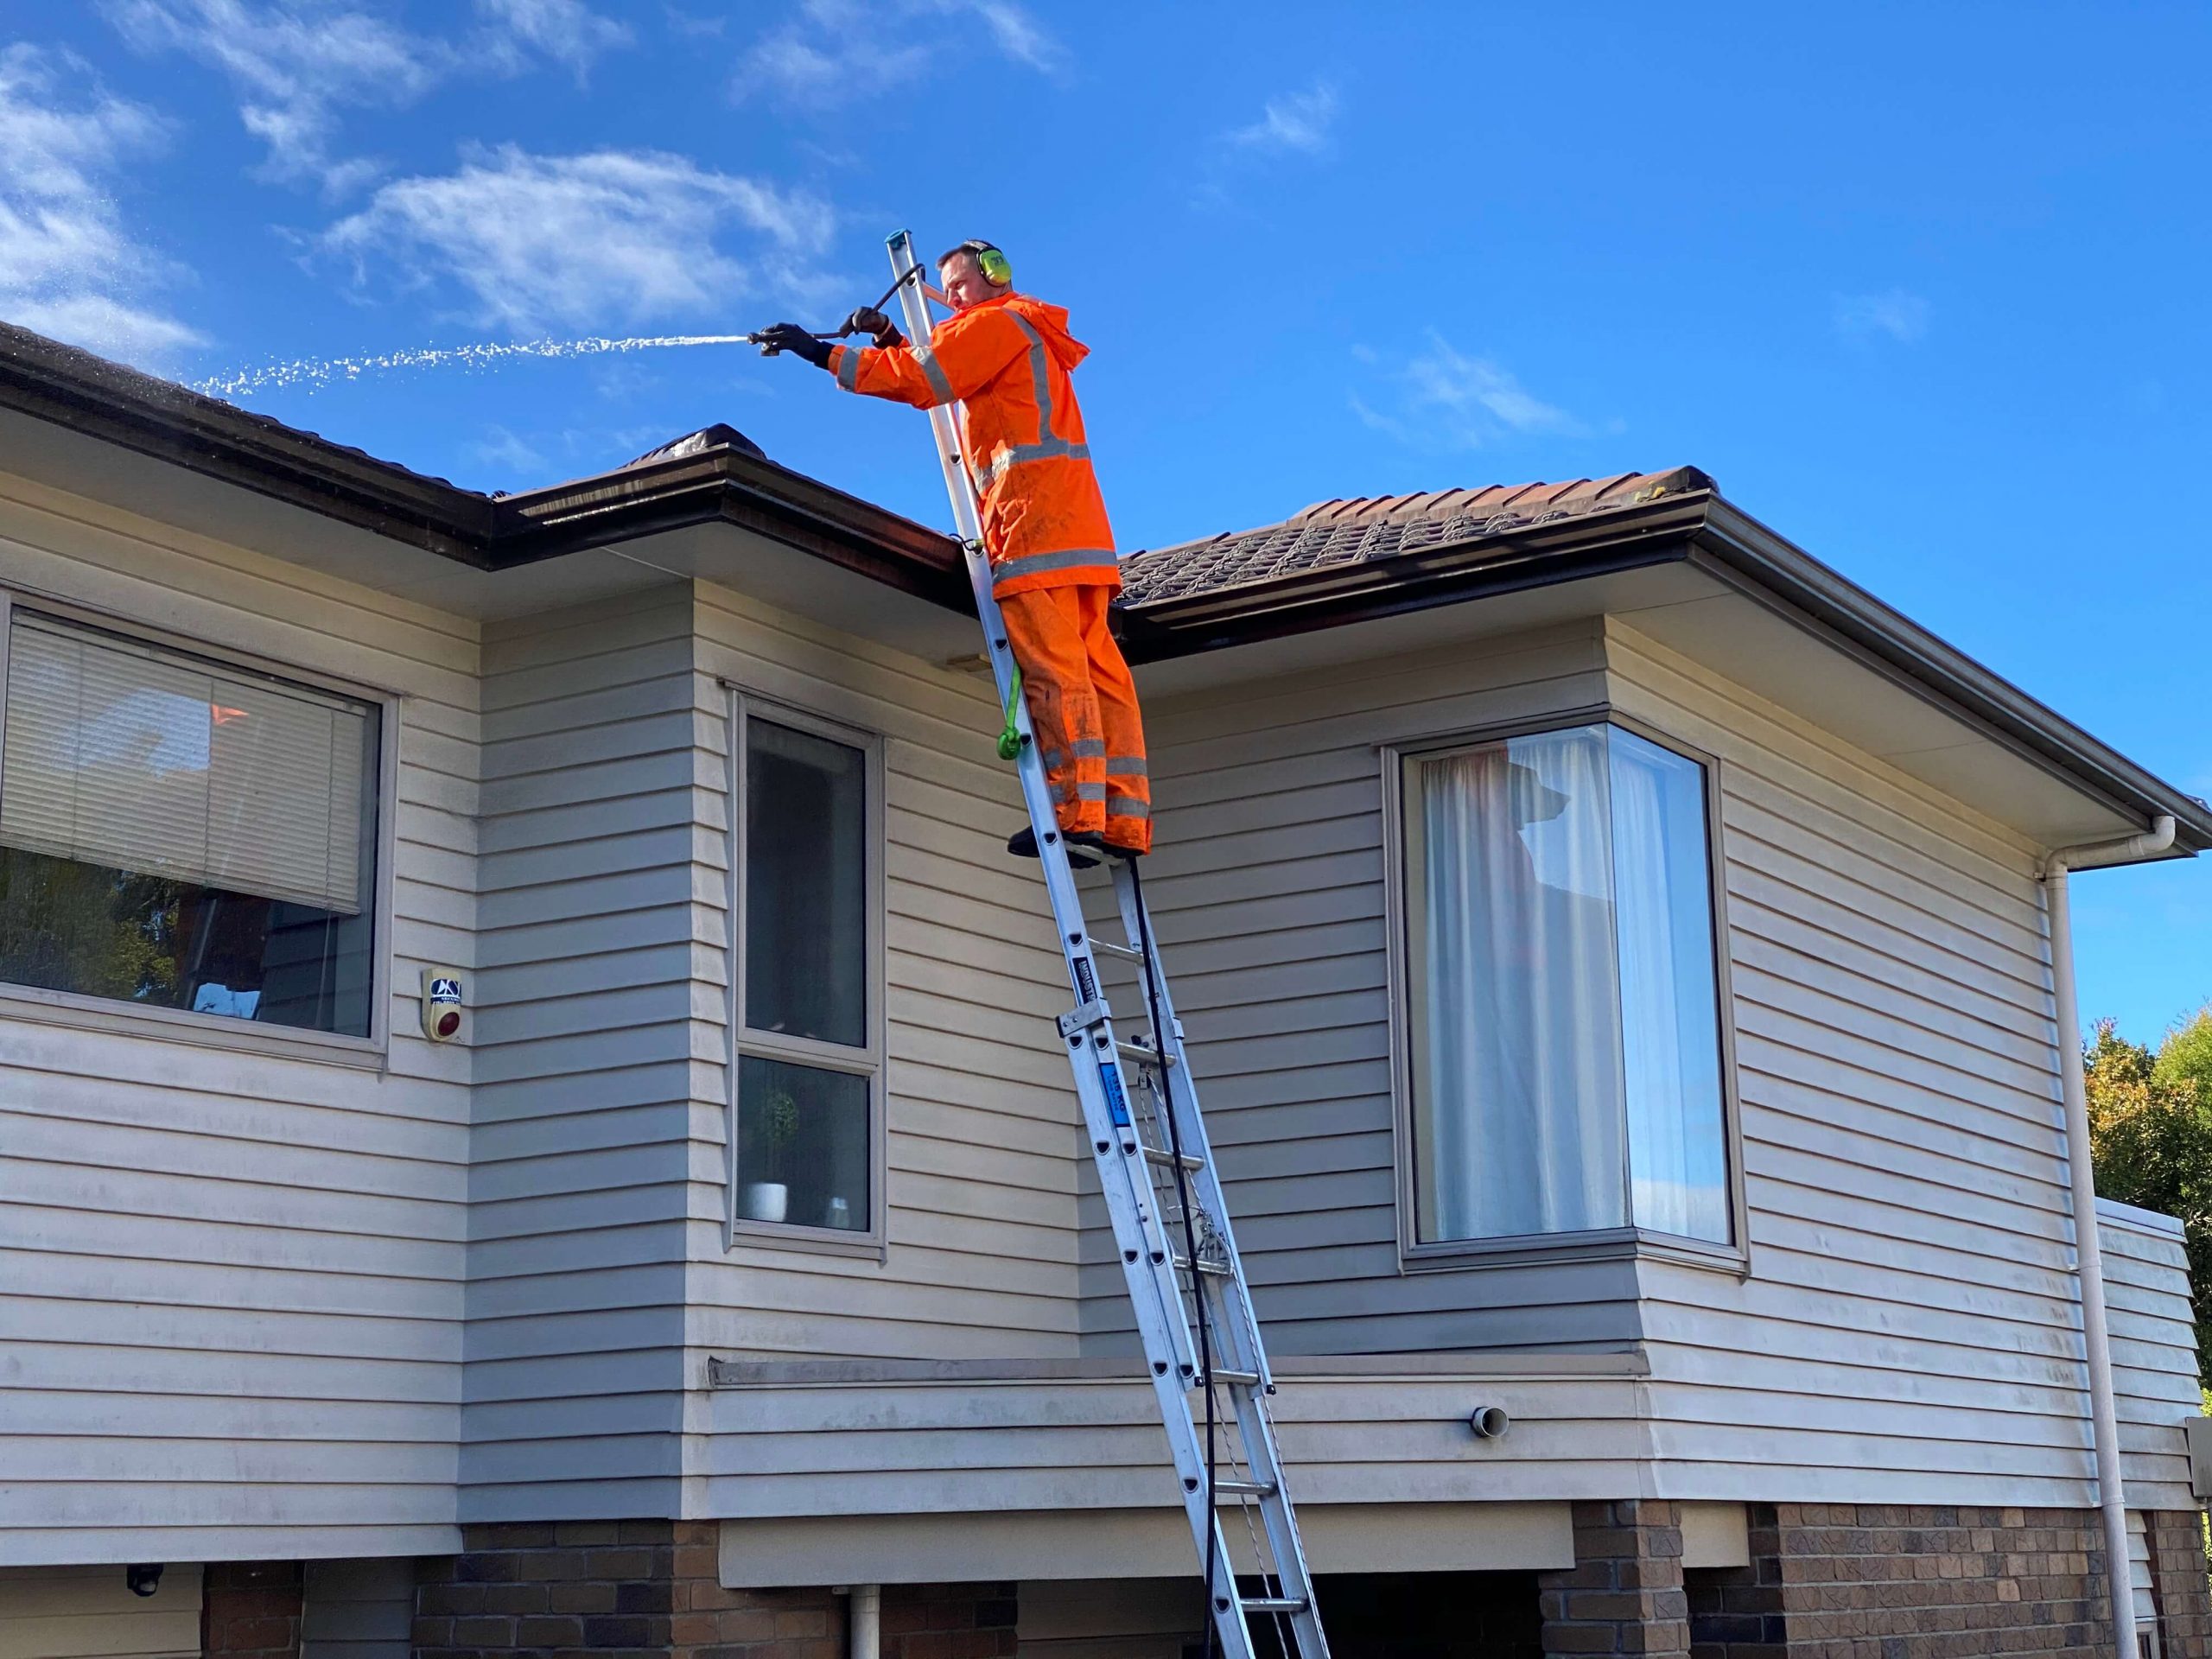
[1110,865,1274,1388]
[884,230,1197,1386]
[885,232,1311,1659]
[1116,862,1332,1658]
[1219,1375,1328,1656]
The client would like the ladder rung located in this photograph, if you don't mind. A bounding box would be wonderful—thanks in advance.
[1197,1367,1260,1388]
[1142,1145,1204,1173]
[1171,1252,1231,1277]
[1091,938,1142,960]
[1242,1597,1307,1615]
[1211,1478,1276,1499]
[1116,1039,1174,1068]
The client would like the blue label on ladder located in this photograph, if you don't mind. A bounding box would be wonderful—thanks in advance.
[1100,1063,1130,1127]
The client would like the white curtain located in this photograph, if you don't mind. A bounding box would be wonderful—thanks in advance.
[1414,728,1625,1240]
[1609,732,1727,1241]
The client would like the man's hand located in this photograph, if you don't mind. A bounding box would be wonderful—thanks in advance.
[842,306,905,347]
[755,323,832,367]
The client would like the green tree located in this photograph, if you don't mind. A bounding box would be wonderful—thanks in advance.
[2086,1013,2212,1387]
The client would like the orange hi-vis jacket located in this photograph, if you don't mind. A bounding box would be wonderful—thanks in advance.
[826,294,1116,598]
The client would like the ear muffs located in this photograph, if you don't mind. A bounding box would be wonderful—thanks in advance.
[971,242,1013,287]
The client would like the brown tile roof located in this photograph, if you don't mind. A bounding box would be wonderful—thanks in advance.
[1118,466,1714,606]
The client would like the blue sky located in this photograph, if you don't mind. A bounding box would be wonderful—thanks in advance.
[6,1,2209,1041]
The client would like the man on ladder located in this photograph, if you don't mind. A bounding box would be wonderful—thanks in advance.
[754,239,1150,868]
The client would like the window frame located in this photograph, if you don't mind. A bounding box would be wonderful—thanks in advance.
[0,586,399,1067]
[722,686,888,1259]
[1382,702,1749,1275]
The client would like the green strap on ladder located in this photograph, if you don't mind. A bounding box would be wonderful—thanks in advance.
[997,665,1025,762]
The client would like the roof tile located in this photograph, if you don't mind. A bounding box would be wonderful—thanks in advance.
[1119,466,1714,607]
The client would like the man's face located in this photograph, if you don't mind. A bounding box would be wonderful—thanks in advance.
[938,252,999,311]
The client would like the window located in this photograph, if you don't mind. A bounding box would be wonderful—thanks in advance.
[728,700,882,1243]
[1398,718,1732,1253]
[0,605,381,1038]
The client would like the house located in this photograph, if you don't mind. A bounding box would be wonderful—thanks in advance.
[1,314,2208,1659]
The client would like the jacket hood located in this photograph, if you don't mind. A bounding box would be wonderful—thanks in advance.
[1003,294,1089,372]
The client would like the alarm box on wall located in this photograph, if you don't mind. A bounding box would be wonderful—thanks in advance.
[421,968,467,1043]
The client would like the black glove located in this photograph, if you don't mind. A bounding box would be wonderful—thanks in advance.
[842,306,904,347]
[755,323,832,368]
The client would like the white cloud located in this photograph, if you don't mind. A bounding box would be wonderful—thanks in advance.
[472,423,548,474]
[736,0,1061,109]
[664,5,730,37]
[1352,333,1588,452]
[0,43,204,368]
[1230,81,1338,154]
[475,0,632,80]
[934,0,1064,72]
[1834,287,1930,344]
[103,0,447,193]
[319,143,836,334]
[103,0,632,194]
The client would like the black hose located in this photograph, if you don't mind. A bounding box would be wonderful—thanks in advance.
[1129,860,1220,1659]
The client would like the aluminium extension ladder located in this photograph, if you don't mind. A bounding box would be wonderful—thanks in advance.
[885,230,1330,1659]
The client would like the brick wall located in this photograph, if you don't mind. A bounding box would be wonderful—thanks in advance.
[879,1582,1019,1659]
[1539,1498,1693,1656]
[412,1522,1014,1659]
[1685,1503,2133,1659]
[2147,1510,2212,1659]
[200,1560,303,1659]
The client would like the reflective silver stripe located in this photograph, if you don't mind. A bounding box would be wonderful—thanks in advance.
[836,346,861,391]
[1105,755,1147,775]
[1051,781,1079,804]
[1069,739,1106,760]
[976,438,1090,493]
[1075,782,1107,802]
[1040,748,1066,772]
[992,547,1116,583]
[915,345,953,404]
[1007,312,1056,442]
[1106,798,1152,820]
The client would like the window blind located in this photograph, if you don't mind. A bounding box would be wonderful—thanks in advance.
[1,614,372,914]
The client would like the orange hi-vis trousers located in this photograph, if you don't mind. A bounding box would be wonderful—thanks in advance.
[999,584,1151,854]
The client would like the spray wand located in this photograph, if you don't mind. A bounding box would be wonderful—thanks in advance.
[744,264,939,353]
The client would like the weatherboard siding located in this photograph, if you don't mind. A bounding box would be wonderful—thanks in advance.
[1091,612,2202,1507]
[1605,620,2198,1508]
[461,587,703,1522]
[0,469,472,1564]
[684,580,1085,1381]
[1080,622,1643,1359]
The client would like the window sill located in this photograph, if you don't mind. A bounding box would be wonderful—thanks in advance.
[0,982,387,1071]
[728,1217,887,1262]
[1401,1224,1747,1278]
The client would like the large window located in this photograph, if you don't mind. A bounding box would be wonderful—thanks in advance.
[728,700,882,1243]
[0,605,381,1038]
[1399,719,1732,1252]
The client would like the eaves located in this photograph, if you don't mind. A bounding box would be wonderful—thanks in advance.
[0,321,971,610]
[1116,489,2212,857]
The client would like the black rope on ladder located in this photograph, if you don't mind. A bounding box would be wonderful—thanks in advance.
[1129,860,1222,1659]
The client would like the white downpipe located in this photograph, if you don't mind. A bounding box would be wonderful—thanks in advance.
[849,1583,880,1659]
[2044,813,2175,1659]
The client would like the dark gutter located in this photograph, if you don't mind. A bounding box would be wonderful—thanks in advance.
[0,320,968,604]
[495,448,971,612]
[0,321,509,565]
[1690,500,2212,855]
[1118,485,2212,856]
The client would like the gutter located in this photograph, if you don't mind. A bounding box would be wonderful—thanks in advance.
[1693,502,2212,852]
[0,319,969,605]
[2043,814,2177,1659]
